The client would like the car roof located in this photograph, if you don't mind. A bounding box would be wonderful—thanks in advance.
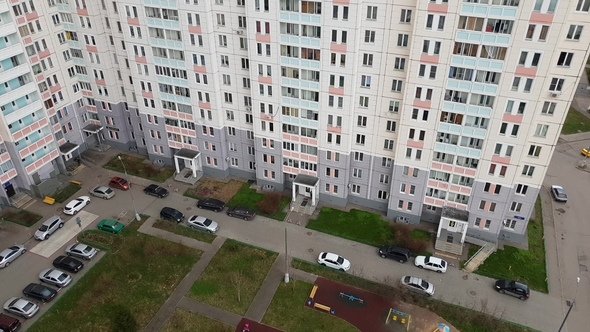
[42,216,61,225]
[551,185,564,190]
[111,176,125,181]
[0,313,19,325]
[189,215,207,222]
[147,184,159,189]
[425,256,444,264]
[0,248,13,256]
[323,252,340,260]
[203,198,224,204]
[100,219,118,225]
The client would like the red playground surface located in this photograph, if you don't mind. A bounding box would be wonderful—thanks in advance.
[308,277,398,332]
[236,318,283,332]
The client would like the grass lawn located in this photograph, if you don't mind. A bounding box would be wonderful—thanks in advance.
[160,309,234,332]
[410,229,431,240]
[28,216,202,332]
[262,281,358,332]
[226,182,289,221]
[152,219,216,244]
[103,153,174,183]
[0,208,42,227]
[561,107,590,135]
[187,239,277,315]
[306,208,395,247]
[52,183,81,203]
[471,197,548,293]
[291,259,533,332]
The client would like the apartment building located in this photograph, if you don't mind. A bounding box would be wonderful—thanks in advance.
[0,0,588,252]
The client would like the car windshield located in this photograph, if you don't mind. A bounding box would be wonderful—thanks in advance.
[441,260,446,267]
[203,219,212,226]
[82,246,92,253]
[403,276,410,283]
[420,280,430,289]
[0,255,4,260]
[57,274,67,281]
[110,222,120,228]
[336,257,344,264]
[23,302,33,311]
[38,288,51,296]
[39,225,48,231]
[105,188,113,194]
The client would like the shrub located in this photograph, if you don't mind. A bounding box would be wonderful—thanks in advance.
[110,304,138,332]
[257,192,281,215]
[395,225,429,254]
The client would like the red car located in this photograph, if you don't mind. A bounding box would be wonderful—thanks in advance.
[109,177,130,190]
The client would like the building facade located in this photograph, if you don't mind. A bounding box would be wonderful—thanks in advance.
[0,0,589,247]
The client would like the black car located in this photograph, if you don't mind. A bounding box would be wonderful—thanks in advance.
[144,184,169,198]
[22,283,57,303]
[226,206,256,220]
[378,246,411,263]
[197,198,225,212]
[160,207,185,223]
[494,280,530,300]
[53,255,84,273]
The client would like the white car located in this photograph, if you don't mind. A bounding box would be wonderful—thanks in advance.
[187,215,219,233]
[39,269,72,287]
[65,243,98,260]
[63,196,91,215]
[317,252,351,272]
[400,276,435,296]
[3,297,39,319]
[414,256,447,273]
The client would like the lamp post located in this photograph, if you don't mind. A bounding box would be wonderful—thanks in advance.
[558,277,581,332]
[118,156,141,221]
[284,204,295,283]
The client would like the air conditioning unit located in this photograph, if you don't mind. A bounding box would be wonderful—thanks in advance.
[245,106,251,112]
[236,30,243,35]
[551,91,561,98]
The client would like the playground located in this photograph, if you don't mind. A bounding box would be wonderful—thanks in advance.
[307,277,457,332]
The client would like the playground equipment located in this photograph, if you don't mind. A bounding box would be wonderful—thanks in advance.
[339,292,364,304]
[385,308,411,331]
[307,284,335,315]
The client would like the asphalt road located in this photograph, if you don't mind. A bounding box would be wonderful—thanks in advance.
[1,139,588,331]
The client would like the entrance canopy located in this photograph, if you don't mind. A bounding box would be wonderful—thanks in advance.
[58,142,79,155]
[173,148,201,178]
[292,174,319,207]
[82,124,103,134]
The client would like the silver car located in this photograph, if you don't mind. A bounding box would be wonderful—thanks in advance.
[3,297,39,319]
[0,245,26,268]
[34,216,64,241]
[65,243,98,260]
[187,215,219,233]
[400,275,435,297]
[90,186,115,200]
[39,269,72,287]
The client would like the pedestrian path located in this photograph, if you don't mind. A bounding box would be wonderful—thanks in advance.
[143,236,226,332]
[245,254,286,322]
[30,211,98,258]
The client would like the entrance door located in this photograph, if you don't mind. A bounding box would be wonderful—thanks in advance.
[4,182,15,198]
[303,187,311,197]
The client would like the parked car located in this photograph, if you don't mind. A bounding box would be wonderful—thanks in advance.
[187,215,219,233]
[97,219,125,234]
[109,176,130,190]
[34,216,64,241]
[0,313,21,331]
[66,243,98,260]
[317,252,351,272]
[22,283,58,303]
[378,246,411,263]
[494,280,530,300]
[400,276,435,296]
[550,185,568,202]
[3,298,39,319]
[197,198,225,212]
[144,184,169,198]
[226,206,256,220]
[53,255,84,273]
[0,245,26,268]
[414,256,447,273]
[90,185,115,199]
[582,147,590,157]
[160,207,185,223]
[39,269,72,288]
[63,196,91,215]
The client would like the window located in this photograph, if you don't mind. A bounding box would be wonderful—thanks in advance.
[389,101,400,113]
[394,57,405,70]
[516,184,528,195]
[541,101,556,115]
[400,9,411,23]
[384,139,394,150]
[362,53,373,66]
[528,145,542,157]
[397,34,409,47]
[360,75,371,88]
[567,25,583,41]
[576,0,590,12]
[522,165,535,177]
[364,30,375,43]
[504,219,517,230]
[549,78,564,92]
[386,121,396,132]
[351,185,360,194]
[359,96,369,107]
[391,80,402,92]
[378,190,388,200]
[557,52,573,67]
[366,6,377,20]
[356,134,365,145]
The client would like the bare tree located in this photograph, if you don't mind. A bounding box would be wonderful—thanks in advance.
[231,270,245,302]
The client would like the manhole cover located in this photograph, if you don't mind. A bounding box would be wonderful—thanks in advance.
[184,198,188,201]
[462,275,468,280]
[97,175,102,178]
[308,248,314,253]
[56,208,62,212]
[469,290,476,296]
[186,207,191,211]
[306,231,312,236]
[555,208,566,213]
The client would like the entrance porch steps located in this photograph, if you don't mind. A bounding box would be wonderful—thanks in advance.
[174,168,203,185]
[10,192,34,209]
